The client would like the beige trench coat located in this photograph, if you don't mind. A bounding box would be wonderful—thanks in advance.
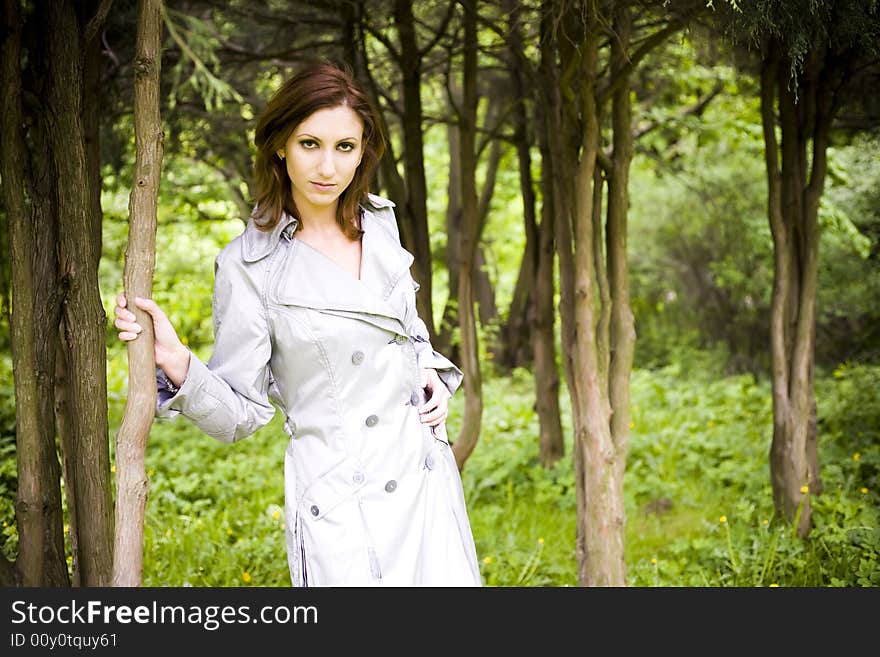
[155,194,481,587]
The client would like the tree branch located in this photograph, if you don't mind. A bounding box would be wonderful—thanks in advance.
[84,0,114,46]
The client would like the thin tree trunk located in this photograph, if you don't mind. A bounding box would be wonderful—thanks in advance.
[438,109,461,362]
[113,0,163,586]
[474,138,501,327]
[2,0,69,587]
[451,0,482,470]
[58,5,106,588]
[764,42,830,537]
[47,0,113,586]
[55,334,80,586]
[84,20,104,261]
[550,0,628,586]
[498,0,538,372]
[3,0,44,586]
[533,3,564,468]
[607,3,636,508]
[393,0,435,335]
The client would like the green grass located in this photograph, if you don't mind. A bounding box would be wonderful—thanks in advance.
[2,351,877,587]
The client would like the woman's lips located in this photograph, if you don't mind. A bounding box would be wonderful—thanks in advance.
[310,181,336,191]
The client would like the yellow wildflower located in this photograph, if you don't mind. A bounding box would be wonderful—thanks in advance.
[762,519,769,526]
[110,465,116,473]
[853,453,860,462]
[242,572,251,583]
[483,556,493,565]
[226,528,234,536]
[537,537,545,545]
[769,583,779,588]
[651,558,657,565]
[719,515,727,524]
[148,468,155,477]
[272,509,281,520]
[800,485,809,494]
[861,487,869,495]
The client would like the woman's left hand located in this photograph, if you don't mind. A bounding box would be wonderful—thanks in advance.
[419,368,451,429]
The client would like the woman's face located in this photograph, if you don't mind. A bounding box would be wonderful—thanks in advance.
[278,104,365,220]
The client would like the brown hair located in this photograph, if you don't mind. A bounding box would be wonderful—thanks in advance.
[252,59,385,239]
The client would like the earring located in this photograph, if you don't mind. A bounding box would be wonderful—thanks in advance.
[277,151,285,160]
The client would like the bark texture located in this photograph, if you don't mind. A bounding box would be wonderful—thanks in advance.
[113,0,163,586]
[541,0,644,586]
[2,0,69,588]
[761,40,836,536]
[47,0,114,587]
[451,0,482,470]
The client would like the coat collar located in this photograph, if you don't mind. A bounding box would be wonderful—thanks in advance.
[245,194,413,333]
[241,193,396,264]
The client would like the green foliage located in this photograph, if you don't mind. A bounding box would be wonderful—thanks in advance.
[134,407,289,587]
[162,7,244,112]
[630,36,880,373]
[0,353,17,562]
[99,158,246,356]
[816,133,880,365]
[623,363,878,586]
[59,360,870,586]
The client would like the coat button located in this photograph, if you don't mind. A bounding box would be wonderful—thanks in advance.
[410,391,421,406]
[384,480,397,493]
[353,471,365,484]
[351,351,365,365]
[365,414,379,427]
[310,505,319,516]
[394,334,407,345]
[425,454,435,470]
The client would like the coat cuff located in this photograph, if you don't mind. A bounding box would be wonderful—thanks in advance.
[155,351,217,421]
[412,336,463,396]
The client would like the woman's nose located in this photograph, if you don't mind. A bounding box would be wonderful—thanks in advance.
[317,149,336,177]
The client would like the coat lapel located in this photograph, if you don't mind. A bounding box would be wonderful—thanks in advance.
[270,205,414,335]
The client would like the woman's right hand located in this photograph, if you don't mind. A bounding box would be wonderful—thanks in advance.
[114,292,191,387]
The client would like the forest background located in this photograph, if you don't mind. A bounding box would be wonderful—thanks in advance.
[0,0,878,587]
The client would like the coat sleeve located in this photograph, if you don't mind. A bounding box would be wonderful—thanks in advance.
[154,247,276,443]
[370,197,464,397]
[408,285,463,397]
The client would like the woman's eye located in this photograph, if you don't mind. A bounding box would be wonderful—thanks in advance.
[337,142,355,152]
[299,140,318,149]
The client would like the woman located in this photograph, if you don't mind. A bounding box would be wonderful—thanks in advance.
[114,60,481,587]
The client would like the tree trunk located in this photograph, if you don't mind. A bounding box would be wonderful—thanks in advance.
[393,0,435,336]
[113,0,163,587]
[2,0,69,588]
[451,0,482,470]
[438,112,461,363]
[533,3,564,468]
[547,0,629,586]
[438,90,502,363]
[474,138,501,327]
[47,0,113,586]
[55,335,80,586]
[762,41,831,537]
[605,1,636,551]
[497,0,538,372]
